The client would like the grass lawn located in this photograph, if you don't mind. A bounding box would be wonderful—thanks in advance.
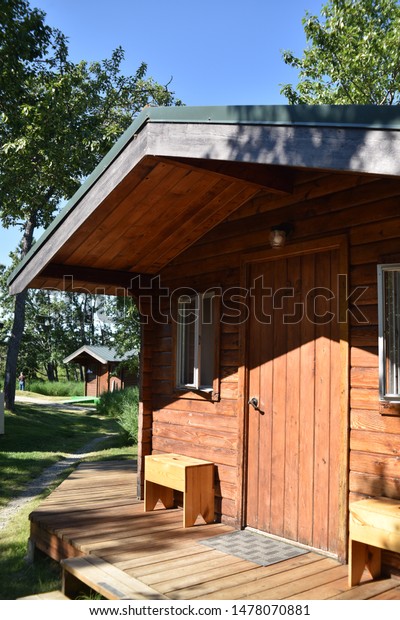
[0,397,137,600]
[0,401,120,508]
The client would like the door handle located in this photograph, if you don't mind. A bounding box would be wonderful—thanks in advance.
[248,396,259,411]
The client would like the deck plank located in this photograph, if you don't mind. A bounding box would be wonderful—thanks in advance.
[129,548,238,578]
[332,578,400,600]
[114,544,212,571]
[371,586,400,599]
[28,460,400,601]
[246,565,350,600]
[187,555,329,601]
[198,558,343,600]
[287,575,351,600]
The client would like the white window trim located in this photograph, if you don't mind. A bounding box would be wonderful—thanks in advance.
[176,292,214,392]
[378,264,400,402]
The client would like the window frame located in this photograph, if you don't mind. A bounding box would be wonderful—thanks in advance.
[175,291,220,400]
[378,264,400,402]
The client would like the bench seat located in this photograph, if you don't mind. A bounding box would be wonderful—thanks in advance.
[349,497,400,586]
[144,453,214,528]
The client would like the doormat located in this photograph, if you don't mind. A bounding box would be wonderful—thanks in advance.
[199,530,307,567]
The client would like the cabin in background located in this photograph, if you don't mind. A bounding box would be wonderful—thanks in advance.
[64,345,137,397]
[8,105,400,573]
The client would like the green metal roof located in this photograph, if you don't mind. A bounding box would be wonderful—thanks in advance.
[63,345,138,365]
[136,104,400,129]
[8,104,400,289]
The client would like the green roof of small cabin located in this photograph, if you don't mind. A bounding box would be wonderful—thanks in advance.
[63,345,137,365]
[8,104,400,295]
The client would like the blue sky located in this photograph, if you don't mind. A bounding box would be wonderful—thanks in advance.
[0,0,325,267]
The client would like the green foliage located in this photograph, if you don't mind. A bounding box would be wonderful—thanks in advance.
[106,295,141,360]
[281,0,400,104]
[0,253,140,388]
[0,499,61,600]
[96,387,139,444]
[0,0,52,117]
[1,48,181,228]
[28,380,84,397]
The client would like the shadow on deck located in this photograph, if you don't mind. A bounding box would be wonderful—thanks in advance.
[28,460,400,600]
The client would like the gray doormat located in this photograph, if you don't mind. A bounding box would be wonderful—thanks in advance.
[199,530,308,567]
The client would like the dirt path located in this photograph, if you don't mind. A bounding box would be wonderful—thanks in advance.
[0,398,115,531]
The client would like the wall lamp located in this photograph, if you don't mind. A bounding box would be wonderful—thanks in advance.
[269,223,293,249]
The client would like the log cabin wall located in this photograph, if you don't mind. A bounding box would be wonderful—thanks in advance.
[137,307,155,499]
[140,167,400,552]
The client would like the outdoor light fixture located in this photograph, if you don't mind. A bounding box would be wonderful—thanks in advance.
[269,223,293,249]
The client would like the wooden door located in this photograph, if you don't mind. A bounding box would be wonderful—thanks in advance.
[246,245,346,557]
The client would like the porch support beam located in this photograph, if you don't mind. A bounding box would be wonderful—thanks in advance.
[38,264,155,295]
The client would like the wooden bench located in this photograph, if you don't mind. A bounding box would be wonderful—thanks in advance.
[61,555,168,600]
[349,497,400,586]
[144,453,215,528]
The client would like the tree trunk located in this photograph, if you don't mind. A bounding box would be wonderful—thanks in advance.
[46,361,55,382]
[3,216,36,410]
[4,289,28,410]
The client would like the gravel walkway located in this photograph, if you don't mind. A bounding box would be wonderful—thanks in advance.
[0,398,116,531]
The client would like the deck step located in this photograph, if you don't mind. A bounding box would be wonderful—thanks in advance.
[18,590,70,600]
[61,555,168,600]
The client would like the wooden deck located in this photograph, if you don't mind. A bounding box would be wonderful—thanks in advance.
[29,460,400,600]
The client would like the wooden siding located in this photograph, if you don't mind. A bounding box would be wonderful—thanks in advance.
[137,168,400,569]
[85,363,135,397]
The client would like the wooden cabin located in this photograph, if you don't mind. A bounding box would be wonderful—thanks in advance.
[63,345,137,397]
[8,104,400,571]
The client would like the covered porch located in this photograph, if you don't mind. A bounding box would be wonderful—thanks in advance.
[28,460,400,600]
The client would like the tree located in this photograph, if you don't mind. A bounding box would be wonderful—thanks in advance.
[0,256,140,386]
[20,290,138,383]
[0,2,182,410]
[0,0,51,117]
[280,0,400,104]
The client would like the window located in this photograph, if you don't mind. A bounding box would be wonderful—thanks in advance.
[176,292,218,395]
[378,265,400,401]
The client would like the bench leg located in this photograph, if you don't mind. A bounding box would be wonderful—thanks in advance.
[144,481,175,512]
[366,544,381,580]
[349,539,382,587]
[184,467,214,528]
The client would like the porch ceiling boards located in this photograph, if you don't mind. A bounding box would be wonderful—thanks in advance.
[29,460,400,600]
[12,156,269,295]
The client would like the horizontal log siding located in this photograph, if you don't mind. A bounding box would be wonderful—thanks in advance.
[137,309,154,499]
[349,237,400,524]
[149,304,240,524]
[146,169,400,542]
